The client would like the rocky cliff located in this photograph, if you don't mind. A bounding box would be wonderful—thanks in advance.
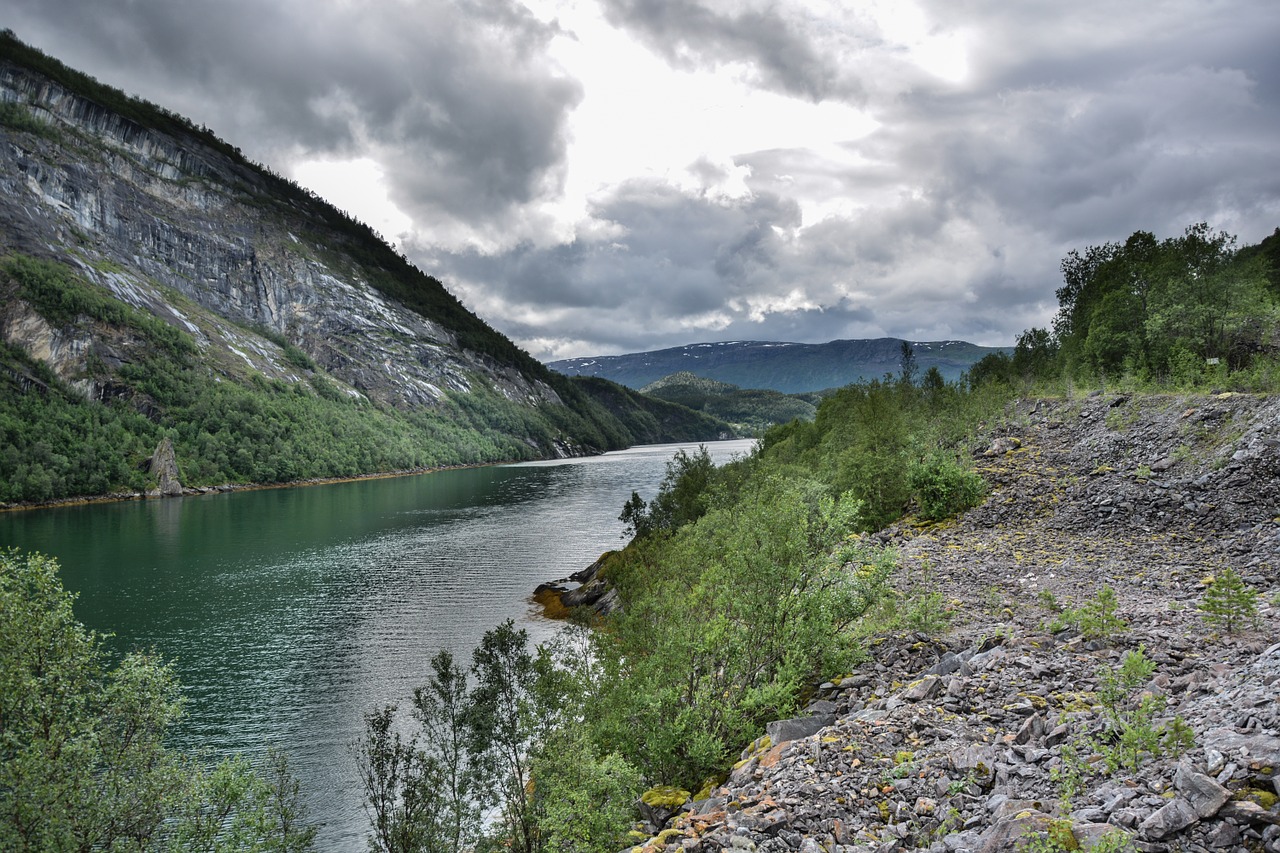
[0,35,724,502]
[0,52,551,409]
[630,393,1280,853]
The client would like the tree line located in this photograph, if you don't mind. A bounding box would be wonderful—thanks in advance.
[970,223,1280,390]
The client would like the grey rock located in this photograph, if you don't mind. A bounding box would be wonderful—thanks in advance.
[903,676,943,701]
[1139,798,1199,840]
[766,715,834,747]
[147,437,183,497]
[975,814,1051,853]
[1174,762,1230,818]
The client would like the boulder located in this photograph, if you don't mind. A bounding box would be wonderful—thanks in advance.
[766,714,835,747]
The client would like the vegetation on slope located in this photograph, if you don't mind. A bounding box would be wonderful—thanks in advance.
[969,222,1280,392]
[346,221,1280,853]
[0,29,531,375]
[0,26,739,503]
[0,255,728,503]
[567,376,734,444]
[640,371,821,435]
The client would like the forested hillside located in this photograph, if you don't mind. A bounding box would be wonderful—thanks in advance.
[0,33,726,504]
[639,371,822,435]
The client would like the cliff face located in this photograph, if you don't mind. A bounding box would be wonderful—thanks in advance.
[0,60,557,412]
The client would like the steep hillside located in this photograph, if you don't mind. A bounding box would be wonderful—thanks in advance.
[0,34,725,503]
[636,392,1280,853]
[548,338,1006,393]
[568,376,736,444]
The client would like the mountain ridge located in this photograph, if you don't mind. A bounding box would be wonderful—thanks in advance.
[549,338,1007,394]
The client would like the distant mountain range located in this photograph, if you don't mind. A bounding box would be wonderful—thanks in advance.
[548,338,1008,394]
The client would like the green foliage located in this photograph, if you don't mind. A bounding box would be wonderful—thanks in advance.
[1199,567,1259,633]
[529,730,641,853]
[620,447,717,539]
[355,704,439,853]
[1089,646,1189,775]
[908,453,986,520]
[0,548,315,851]
[1055,223,1277,382]
[0,253,729,503]
[1052,586,1126,642]
[638,372,814,435]
[0,99,57,138]
[3,254,193,355]
[599,476,869,786]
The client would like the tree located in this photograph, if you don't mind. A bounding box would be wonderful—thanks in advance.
[0,548,315,851]
[966,351,1013,389]
[1199,567,1259,634]
[1053,224,1276,380]
[468,620,540,853]
[619,447,715,539]
[898,340,918,386]
[412,650,483,853]
[354,705,437,853]
[1011,327,1059,382]
[1145,224,1272,370]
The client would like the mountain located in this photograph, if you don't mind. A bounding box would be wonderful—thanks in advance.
[548,338,1008,394]
[0,33,725,504]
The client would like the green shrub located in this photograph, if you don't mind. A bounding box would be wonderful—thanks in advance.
[0,549,316,850]
[908,453,986,520]
[1053,586,1126,642]
[1200,567,1259,633]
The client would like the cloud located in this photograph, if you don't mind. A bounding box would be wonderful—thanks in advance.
[6,0,1280,361]
[596,0,858,101]
[4,0,581,242]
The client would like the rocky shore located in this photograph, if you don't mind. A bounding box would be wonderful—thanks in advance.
[629,393,1280,853]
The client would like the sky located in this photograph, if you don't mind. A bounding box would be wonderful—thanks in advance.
[6,1,1280,360]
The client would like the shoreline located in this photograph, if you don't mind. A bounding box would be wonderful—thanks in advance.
[0,456,549,515]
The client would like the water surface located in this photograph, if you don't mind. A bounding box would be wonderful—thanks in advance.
[0,439,754,850]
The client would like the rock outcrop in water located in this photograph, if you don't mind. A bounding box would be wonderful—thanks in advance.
[145,437,183,497]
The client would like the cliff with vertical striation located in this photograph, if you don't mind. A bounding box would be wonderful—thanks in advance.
[0,33,726,503]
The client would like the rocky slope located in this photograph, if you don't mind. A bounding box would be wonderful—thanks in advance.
[634,393,1280,853]
[0,35,727,503]
[0,54,532,410]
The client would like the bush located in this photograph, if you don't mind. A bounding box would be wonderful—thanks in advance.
[908,453,986,520]
[0,549,315,851]
[1200,567,1259,633]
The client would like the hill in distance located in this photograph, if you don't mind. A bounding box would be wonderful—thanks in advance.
[548,338,1008,394]
[641,371,821,435]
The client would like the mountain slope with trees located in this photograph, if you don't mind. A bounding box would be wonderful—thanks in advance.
[639,371,822,435]
[0,32,726,504]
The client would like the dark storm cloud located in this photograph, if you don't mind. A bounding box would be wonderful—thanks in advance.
[8,0,1279,359]
[4,0,581,227]
[596,0,865,102]
[439,178,847,355]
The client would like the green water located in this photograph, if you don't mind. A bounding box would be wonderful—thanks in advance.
[0,439,754,851]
